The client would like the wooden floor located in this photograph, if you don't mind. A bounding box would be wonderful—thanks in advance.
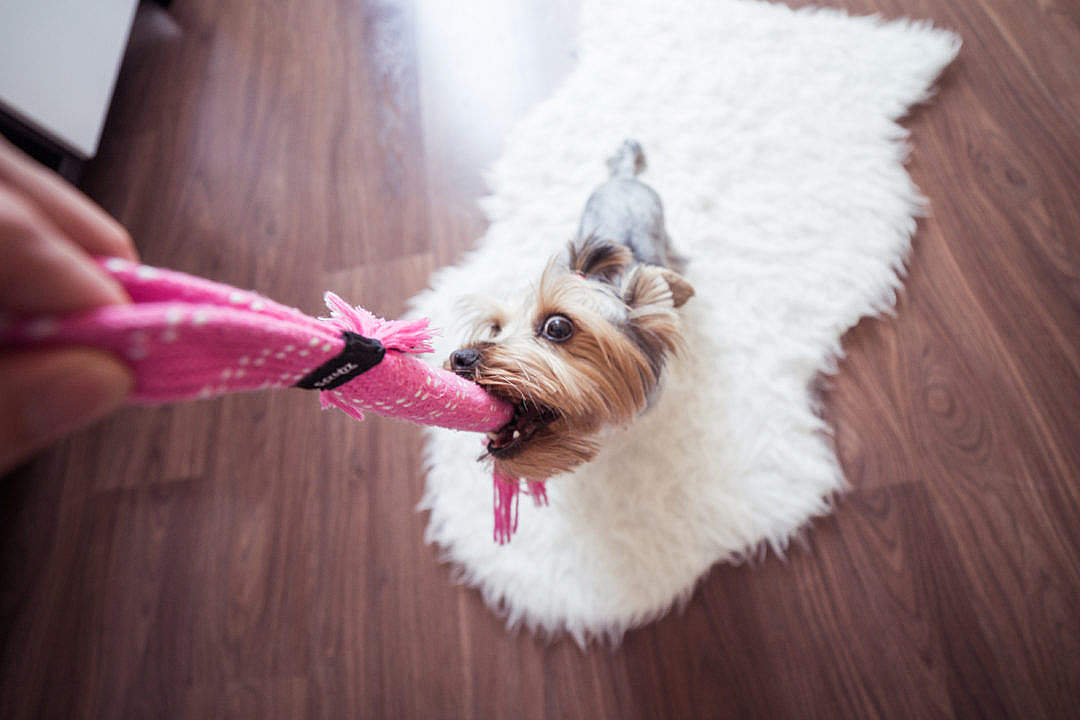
[3,0,1079,717]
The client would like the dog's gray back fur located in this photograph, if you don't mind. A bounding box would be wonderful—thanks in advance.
[576,140,686,273]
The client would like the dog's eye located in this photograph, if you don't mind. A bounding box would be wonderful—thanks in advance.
[488,323,501,338]
[539,315,573,342]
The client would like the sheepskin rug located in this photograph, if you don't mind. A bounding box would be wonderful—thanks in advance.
[408,0,959,643]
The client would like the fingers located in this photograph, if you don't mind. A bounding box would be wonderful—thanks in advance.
[0,139,137,469]
[0,135,137,261]
[0,349,133,474]
[0,185,129,314]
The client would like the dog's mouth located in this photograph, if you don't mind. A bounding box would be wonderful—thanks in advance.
[485,399,560,459]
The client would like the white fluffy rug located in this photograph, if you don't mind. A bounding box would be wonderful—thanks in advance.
[409,0,959,643]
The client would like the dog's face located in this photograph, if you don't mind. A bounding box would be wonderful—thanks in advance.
[447,238,694,480]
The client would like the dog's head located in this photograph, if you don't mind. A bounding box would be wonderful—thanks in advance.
[446,237,693,480]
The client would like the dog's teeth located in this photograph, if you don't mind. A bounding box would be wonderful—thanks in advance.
[512,430,521,439]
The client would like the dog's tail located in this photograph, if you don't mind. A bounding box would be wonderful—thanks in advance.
[606,139,646,178]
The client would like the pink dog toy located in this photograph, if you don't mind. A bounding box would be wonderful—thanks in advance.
[3,258,545,543]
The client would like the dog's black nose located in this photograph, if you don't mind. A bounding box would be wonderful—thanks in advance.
[449,347,481,376]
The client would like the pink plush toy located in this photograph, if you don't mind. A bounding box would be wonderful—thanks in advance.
[2,258,545,543]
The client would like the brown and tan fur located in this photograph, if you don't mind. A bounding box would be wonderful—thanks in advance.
[449,237,693,480]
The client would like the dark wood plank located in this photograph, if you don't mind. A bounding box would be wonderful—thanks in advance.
[2,0,1078,718]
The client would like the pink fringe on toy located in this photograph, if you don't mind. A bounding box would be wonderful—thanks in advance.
[318,292,437,419]
[493,471,519,544]
[493,470,549,544]
[322,292,435,354]
[526,480,548,506]
[314,293,514,434]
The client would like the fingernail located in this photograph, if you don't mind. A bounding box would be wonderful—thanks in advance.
[21,353,133,442]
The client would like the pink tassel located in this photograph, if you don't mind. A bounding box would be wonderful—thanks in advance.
[526,480,548,506]
[493,472,548,543]
[322,292,435,354]
[493,470,520,544]
[319,391,364,421]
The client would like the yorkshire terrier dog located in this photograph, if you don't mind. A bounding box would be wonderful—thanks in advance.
[447,140,694,480]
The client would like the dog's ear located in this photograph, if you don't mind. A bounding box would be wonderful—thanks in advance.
[622,265,694,310]
[620,266,693,377]
[567,236,634,282]
[661,268,694,308]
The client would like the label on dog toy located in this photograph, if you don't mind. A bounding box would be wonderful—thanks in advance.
[295,331,385,390]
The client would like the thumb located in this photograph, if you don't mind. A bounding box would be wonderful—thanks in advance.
[0,349,133,473]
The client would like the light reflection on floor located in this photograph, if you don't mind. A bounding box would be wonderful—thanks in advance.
[416,0,580,197]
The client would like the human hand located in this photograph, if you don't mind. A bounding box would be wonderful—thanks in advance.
[0,135,137,473]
